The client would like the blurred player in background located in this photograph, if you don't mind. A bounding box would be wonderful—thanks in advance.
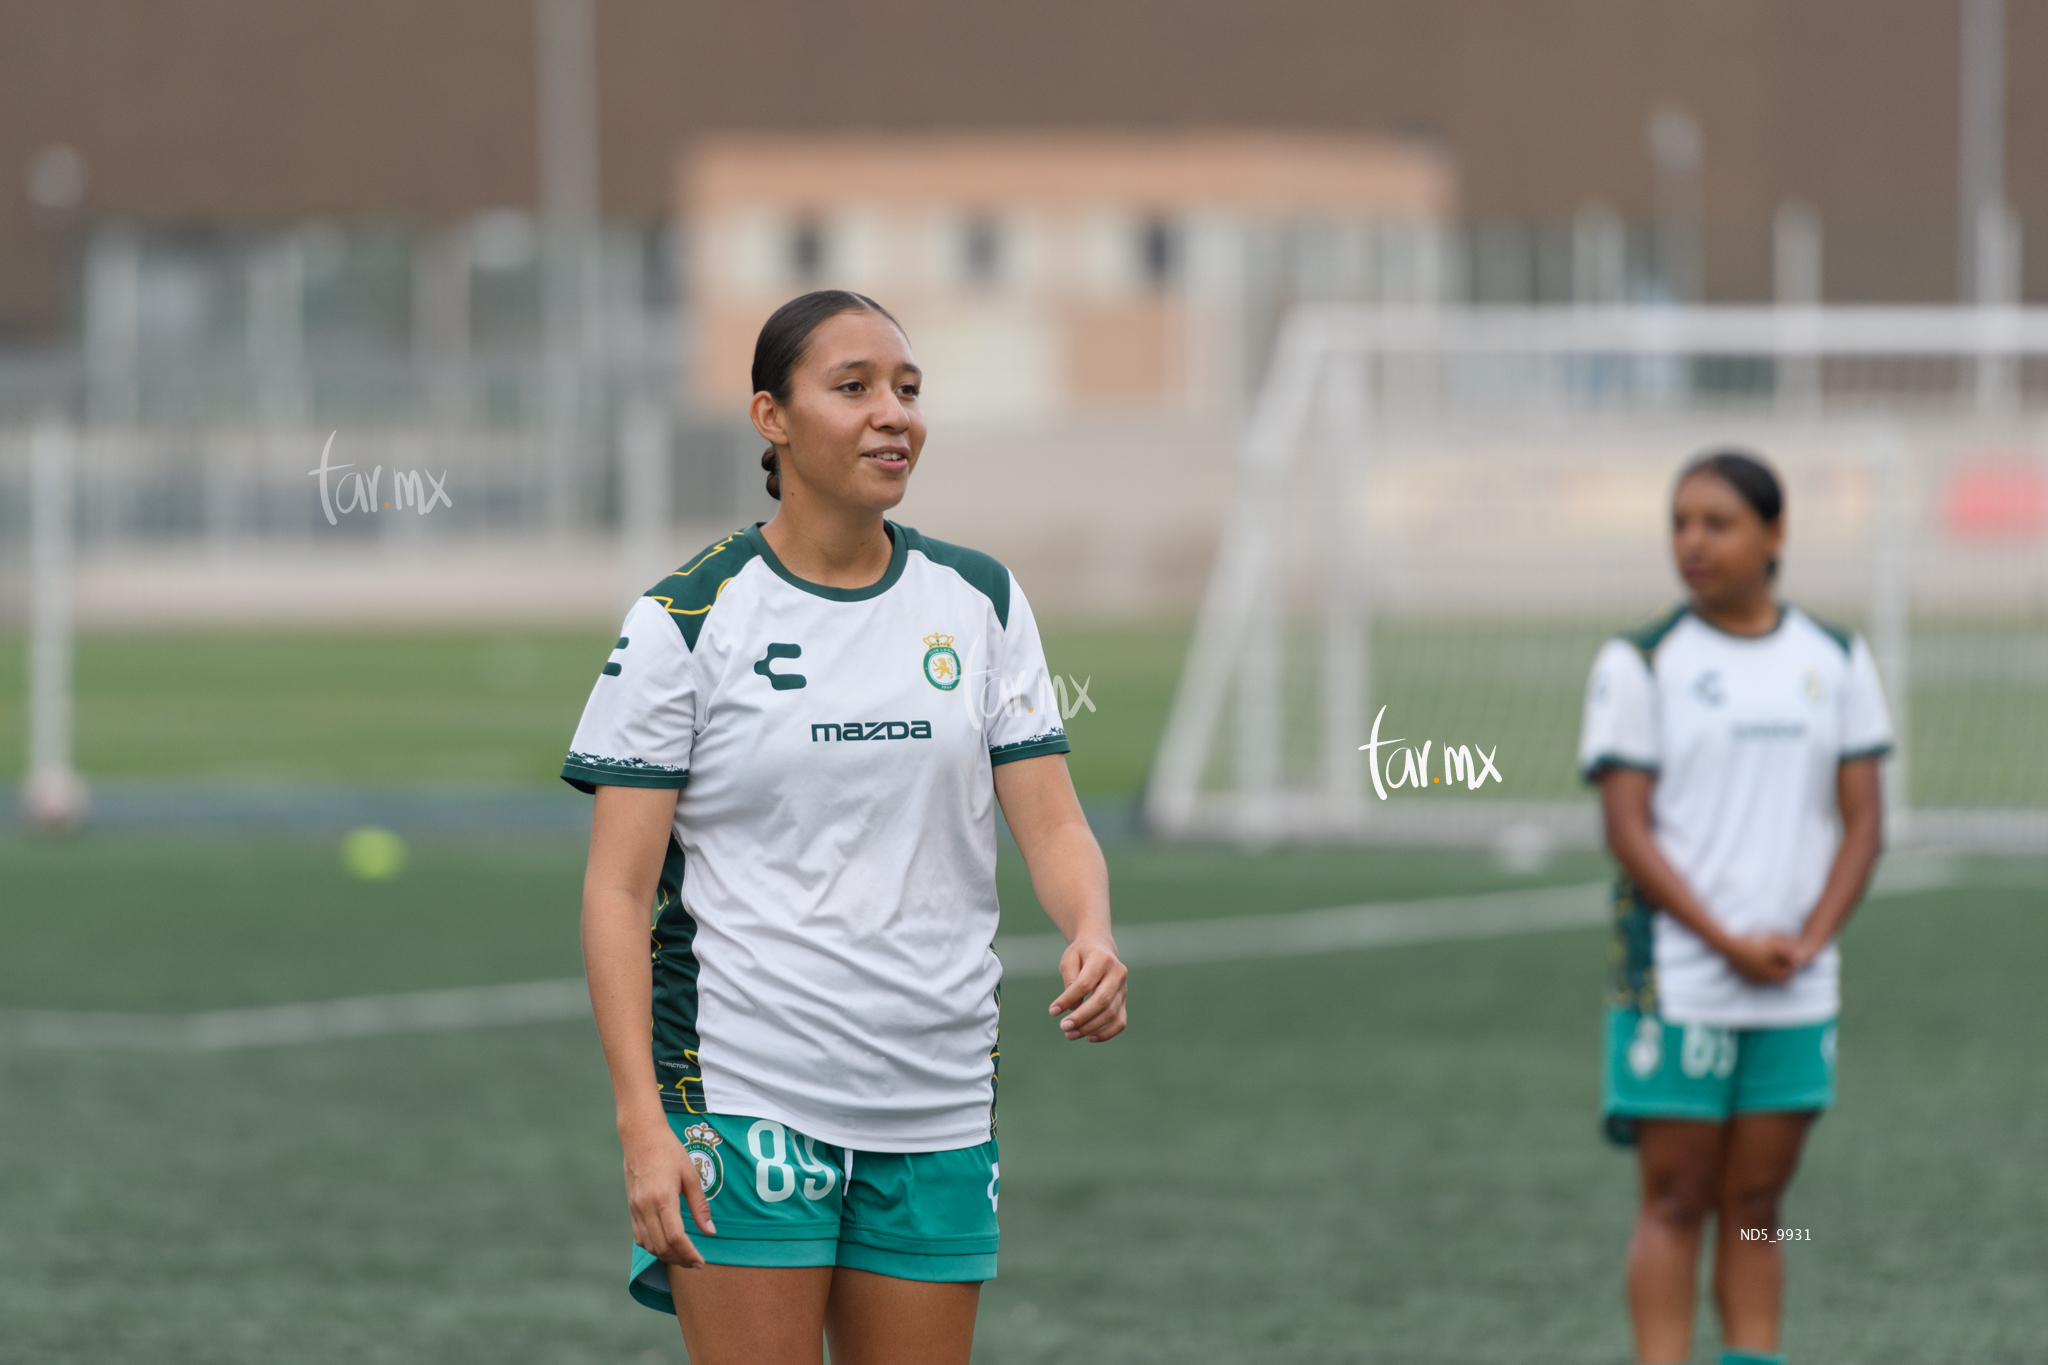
[1577,451,1890,1365]
[567,290,1127,1364]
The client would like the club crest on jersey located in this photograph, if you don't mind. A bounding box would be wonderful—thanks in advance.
[1803,667,1826,704]
[681,1122,725,1199]
[923,633,962,691]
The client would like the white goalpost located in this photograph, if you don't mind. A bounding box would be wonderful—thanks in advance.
[20,414,90,829]
[1147,305,2048,852]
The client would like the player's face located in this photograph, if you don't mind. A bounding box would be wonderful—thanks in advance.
[765,309,925,513]
[1671,471,1782,606]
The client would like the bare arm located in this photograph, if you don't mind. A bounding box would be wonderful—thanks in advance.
[1597,766,1796,985]
[582,784,714,1267]
[992,754,1127,1042]
[1790,757,1885,967]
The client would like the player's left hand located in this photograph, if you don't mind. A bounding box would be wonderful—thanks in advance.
[1749,932,1806,981]
[1723,932,1798,984]
[1782,932,1826,971]
[1051,937,1128,1042]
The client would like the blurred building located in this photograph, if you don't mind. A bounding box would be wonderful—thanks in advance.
[3,0,2046,360]
[3,0,2046,626]
[684,133,1451,419]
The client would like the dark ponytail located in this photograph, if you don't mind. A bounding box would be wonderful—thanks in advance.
[751,289,904,501]
[1679,447,1785,575]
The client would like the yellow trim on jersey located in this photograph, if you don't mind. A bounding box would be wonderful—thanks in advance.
[655,575,736,617]
[648,528,747,615]
[677,530,741,576]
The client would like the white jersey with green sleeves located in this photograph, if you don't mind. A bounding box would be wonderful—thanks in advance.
[1576,605,1893,1029]
[562,521,1068,1153]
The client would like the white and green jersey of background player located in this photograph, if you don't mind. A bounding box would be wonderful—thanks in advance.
[561,519,1067,1298]
[1578,604,1892,1143]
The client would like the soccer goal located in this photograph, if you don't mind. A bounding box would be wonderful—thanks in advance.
[1145,305,2048,853]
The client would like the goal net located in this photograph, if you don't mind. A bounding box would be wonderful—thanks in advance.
[1146,306,2048,854]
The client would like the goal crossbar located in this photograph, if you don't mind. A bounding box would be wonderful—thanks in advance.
[1146,305,2048,848]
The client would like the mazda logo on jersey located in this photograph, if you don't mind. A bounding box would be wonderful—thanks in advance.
[811,721,934,742]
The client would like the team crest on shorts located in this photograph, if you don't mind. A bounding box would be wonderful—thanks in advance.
[923,633,962,691]
[1627,1015,1663,1078]
[681,1122,725,1199]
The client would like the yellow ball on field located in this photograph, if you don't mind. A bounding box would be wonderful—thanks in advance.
[340,826,409,881]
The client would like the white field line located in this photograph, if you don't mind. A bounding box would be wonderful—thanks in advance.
[3,979,590,1053]
[2,859,1958,1053]
[988,880,1609,977]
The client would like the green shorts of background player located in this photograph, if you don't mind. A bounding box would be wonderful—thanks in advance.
[1599,1005,1842,1365]
[1603,1009,1837,1145]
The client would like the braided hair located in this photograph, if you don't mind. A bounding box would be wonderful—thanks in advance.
[751,290,903,500]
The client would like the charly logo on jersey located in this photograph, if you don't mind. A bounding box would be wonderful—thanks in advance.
[681,1122,725,1199]
[1803,667,1827,704]
[922,633,962,690]
[753,643,807,691]
[1692,670,1725,706]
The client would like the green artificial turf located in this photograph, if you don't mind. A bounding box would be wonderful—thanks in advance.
[2,832,2043,1364]
[0,630,623,789]
[1,618,2042,805]
[0,623,1175,799]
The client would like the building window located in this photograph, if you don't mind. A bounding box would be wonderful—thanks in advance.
[791,219,824,282]
[963,217,1001,285]
[1141,218,1175,287]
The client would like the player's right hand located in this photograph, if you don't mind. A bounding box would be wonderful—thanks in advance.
[1721,933,1799,985]
[623,1120,717,1268]
[1052,935,1129,1042]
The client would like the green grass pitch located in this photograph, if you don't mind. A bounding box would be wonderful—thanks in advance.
[0,618,2042,1361]
[2,832,2043,1364]
[2,616,2041,804]
[0,623,1189,798]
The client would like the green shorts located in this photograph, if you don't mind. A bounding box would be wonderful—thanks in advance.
[627,1111,999,1314]
[1602,1006,1837,1145]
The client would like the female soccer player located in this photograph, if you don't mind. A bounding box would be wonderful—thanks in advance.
[1577,450,1890,1365]
[564,290,1127,1365]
